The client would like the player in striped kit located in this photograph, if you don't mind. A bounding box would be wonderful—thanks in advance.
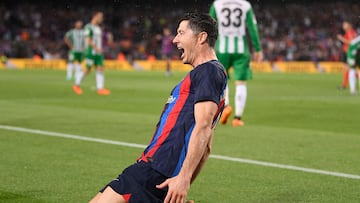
[337,21,357,90]
[210,0,262,126]
[347,35,360,95]
[73,11,111,95]
[89,13,226,203]
[64,20,85,81]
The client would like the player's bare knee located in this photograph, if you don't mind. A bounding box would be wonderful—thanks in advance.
[96,67,104,72]
[235,80,246,85]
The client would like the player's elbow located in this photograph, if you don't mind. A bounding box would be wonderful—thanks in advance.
[197,118,212,130]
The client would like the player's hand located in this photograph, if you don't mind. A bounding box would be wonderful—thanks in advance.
[95,47,103,54]
[254,51,263,63]
[156,175,191,203]
[337,34,344,41]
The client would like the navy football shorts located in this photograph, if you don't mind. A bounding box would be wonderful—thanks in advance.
[100,161,168,203]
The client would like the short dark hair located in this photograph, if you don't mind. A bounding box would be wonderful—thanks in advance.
[179,13,218,47]
[92,11,103,17]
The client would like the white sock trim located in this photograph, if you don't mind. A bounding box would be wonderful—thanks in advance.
[349,68,356,93]
[96,70,104,90]
[235,84,247,117]
[66,63,74,78]
[224,84,230,106]
[74,64,84,86]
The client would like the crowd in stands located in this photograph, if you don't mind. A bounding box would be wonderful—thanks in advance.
[0,1,359,62]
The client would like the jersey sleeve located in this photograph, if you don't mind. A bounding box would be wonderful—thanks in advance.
[209,3,217,20]
[193,64,226,105]
[84,26,93,39]
[65,30,71,39]
[246,7,261,52]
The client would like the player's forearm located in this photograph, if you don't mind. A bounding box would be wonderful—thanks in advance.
[337,35,345,42]
[343,39,352,45]
[178,124,213,182]
[246,10,261,52]
[191,142,211,183]
[64,38,73,49]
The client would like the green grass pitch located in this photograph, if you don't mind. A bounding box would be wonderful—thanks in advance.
[0,69,360,202]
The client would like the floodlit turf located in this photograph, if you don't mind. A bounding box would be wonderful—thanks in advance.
[1,69,360,202]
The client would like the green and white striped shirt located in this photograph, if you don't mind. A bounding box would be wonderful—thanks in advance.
[84,23,102,55]
[210,0,261,54]
[65,28,85,52]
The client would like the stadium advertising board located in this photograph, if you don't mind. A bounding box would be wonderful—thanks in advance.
[4,59,345,73]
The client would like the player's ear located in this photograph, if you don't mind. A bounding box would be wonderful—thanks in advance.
[198,32,208,45]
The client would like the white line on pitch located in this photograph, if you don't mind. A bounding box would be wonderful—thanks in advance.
[1,124,359,180]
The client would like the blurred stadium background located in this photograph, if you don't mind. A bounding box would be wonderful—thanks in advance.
[1,1,360,203]
[0,0,359,63]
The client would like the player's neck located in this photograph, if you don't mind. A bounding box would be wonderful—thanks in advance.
[91,20,98,26]
[192,48,217,68]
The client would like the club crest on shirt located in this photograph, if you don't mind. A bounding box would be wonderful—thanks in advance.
[166,95,176,104]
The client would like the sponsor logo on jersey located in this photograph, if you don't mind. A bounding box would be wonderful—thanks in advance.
[167,95,176,104]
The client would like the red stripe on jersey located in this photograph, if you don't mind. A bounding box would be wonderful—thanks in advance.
[143,75,191,159]
[212,98,225,129]
[139,152,147,162]
[122,193,132,202]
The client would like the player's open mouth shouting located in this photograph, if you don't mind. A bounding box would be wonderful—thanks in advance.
[177,47,185,60]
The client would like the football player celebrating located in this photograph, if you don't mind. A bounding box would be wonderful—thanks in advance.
[89,13,227,203]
